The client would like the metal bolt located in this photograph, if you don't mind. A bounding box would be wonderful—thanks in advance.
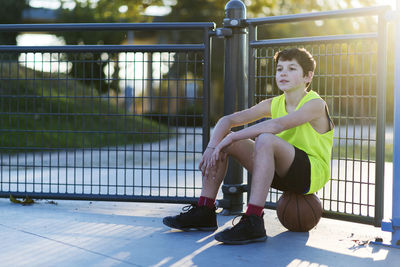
[230,19,239,26]
[229,186,237,193]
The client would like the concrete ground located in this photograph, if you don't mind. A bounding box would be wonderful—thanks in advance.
[0,198,399,267]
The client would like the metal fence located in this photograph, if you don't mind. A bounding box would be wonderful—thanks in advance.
[0,4,393,226]
[246,6,390,225]
[0,23,214,203]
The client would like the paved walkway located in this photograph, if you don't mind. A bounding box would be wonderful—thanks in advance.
[0,198,399,267]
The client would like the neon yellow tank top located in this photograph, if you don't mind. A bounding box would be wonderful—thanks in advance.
[271,90,334,194]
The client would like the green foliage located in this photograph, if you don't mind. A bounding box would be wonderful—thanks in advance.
[56,0,163,94]
[21,0,393,123]
[332,143,393,162]
[0,63,169,154]
[161,0,386,121]
[0,0,28,45]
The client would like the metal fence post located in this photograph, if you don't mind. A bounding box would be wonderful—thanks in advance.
[391,0,400,247]
[219,0,247,214]
[375,11,388,227]
[379,0,400,248]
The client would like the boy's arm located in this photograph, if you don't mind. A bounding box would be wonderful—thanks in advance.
[232,98,326,140]
[199,98,272,176]
[207,98,272,147]
[211,98,326,163]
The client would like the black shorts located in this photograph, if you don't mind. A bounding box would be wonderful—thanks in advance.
[270,146,311,194]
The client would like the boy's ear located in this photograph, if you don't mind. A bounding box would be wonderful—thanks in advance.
[304,71,314,83]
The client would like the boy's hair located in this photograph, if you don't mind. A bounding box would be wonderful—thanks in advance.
[274,47,316,78]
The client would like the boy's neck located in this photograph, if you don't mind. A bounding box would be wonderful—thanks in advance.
[284,88,308,108]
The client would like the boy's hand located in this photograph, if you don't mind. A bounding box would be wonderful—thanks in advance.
[211,133,234,166]
[204,162,218,180]
[203,152,227,180]
[198,147,215,177]
[199,146,227,180]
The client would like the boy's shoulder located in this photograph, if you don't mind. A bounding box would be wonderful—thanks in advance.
[302,91,327,109]
[271,90,327,117]
[270,90,324,105]
[307,90,323,99]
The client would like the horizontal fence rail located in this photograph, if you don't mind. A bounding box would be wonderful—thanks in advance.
[0,24,212,204]
[247,6,390,225]
[0,22,216,32]
[246,5,390,25]
[250,33,378,46]
[0,45,206,53]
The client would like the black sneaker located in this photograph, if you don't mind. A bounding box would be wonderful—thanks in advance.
[163,204,218,231]
[214,214,267,244]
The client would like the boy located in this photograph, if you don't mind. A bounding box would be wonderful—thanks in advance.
[163,48,334,245]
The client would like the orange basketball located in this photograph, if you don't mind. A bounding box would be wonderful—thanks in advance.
[276,191,323,232]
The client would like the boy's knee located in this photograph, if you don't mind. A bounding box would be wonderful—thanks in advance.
[255,133,276,151]
[224,139,241,155]
[224,138,250,157]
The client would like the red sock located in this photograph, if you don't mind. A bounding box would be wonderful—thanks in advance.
[245,203,264,217]
[198,196,216,209]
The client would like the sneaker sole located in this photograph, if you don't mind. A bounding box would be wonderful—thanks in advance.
[163,218,217,232]
[214,235,267,245]
[188,226,218,231]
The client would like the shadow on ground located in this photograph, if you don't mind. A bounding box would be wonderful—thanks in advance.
[0,200,398,267]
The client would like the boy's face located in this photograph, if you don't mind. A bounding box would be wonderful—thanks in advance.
[275,59,313,92]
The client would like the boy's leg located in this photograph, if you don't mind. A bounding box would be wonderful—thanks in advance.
[248,133,295,207]
[163,138,255,231]
[200,132,295,206]
[200,138,255,200]
[215,133,295,244]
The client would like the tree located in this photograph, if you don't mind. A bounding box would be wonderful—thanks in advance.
[162,0,384,120]
[56,0,163,94]
[0,0,28,45]
[55,0,389,119]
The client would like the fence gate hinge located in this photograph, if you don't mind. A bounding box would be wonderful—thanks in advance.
[213,27,233,38]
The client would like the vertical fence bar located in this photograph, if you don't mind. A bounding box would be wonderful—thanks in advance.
[379,0,400,248]
[390,0,400,247]
[202,28,211,153]
[220,0,247,214]
[375,12,388,227]
[248,25,256,112]
[247,24,256,203]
